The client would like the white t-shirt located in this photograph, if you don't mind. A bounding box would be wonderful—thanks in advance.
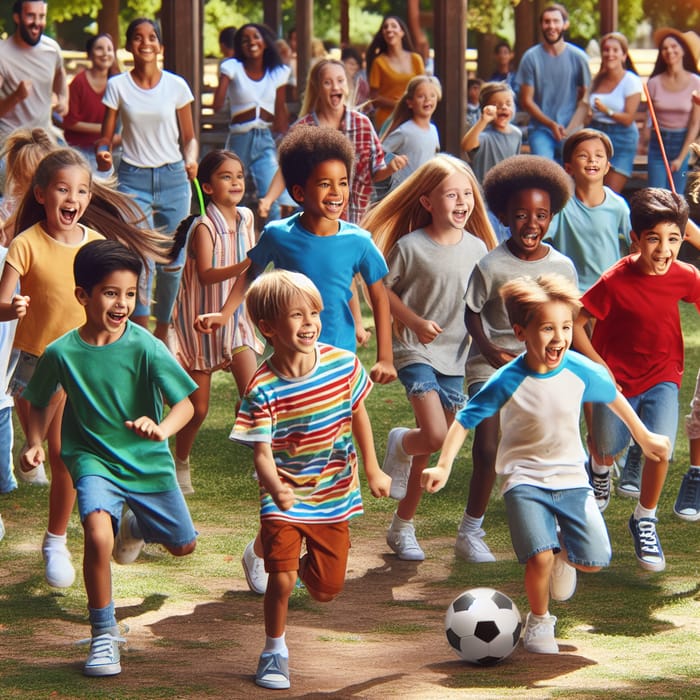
[220,59,290,133]
[103,71,194,167]
[590,71,642,124]
[0,35,64,143]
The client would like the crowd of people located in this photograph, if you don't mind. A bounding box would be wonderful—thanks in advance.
[1,0,700,691]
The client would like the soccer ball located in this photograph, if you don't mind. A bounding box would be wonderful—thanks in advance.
[445,587,522,665]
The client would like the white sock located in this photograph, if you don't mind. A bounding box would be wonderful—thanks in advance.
[263,634,288,657]
[391,512,413,529]
[590,456,610,475]
[460,512,484,532]
[529,611,552,622]
[634,503,656,520]
[44,531,67,548]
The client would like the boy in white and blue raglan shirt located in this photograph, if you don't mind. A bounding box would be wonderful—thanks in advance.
[421,273,670,656]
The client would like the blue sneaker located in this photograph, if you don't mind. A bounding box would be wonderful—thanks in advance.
[617,443,643,498]
[83,632,125,676]
[255,652,290,689]
[628,515,665,572]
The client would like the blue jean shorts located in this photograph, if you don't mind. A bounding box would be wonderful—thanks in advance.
[76,474,197,547]
[397,363,466,414]
[590,120,639,178]
[504,484,611,566]
[9,350,39,398]
[592,381,678,460]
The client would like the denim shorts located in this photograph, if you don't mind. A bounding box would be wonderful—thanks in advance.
[8,350,39,398]
[592,381,678,460]
[590,120,639,178]
[647,128,690,193]
[504,484,612,566]
[76,474,197,547]
[397,363,466,413]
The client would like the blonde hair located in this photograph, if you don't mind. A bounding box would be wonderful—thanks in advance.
[382,75,442,140]
[299,58,349,117]
[246,269,324,330]
[362,154,497,257]
[500,274,581,329]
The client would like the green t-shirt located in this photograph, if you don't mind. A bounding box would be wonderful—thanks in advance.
[23,322,197,492]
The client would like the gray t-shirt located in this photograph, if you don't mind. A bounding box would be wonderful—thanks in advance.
[386,228,488,376]
[382,120,440,189]
[465,241,577,386]
[468,124,522,182]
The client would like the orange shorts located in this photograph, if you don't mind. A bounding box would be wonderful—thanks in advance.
[260,519,350,597]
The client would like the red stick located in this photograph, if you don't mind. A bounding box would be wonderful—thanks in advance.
[643,82,676,194]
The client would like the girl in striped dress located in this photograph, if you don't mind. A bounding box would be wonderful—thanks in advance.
[172,150,262,494]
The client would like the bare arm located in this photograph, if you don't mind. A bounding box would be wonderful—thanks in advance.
[461,105,496,152]
[194,264,252,333]
[0,81,30,118]
[465,308,517,369]
[386,286,441,344]
[593,91,641,128]
[192,222,251,285]
[671,100,700,172]
[125,396,194,441]
[366,279,396,384]
[177,103,199,180]
[352,401,390,497]
[252,442,295,510]
[95,106,118,171]
[421,420,470,493]
[258,168,286,219]
[607,392,670,463]
[519,83,566,141]
[272,84,288,134]
[20,402,51,470]
[212,73,231,112]
[0,265,28,322]
[52,64,69,116]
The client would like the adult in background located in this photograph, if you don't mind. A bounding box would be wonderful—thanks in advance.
[645,28,700,193]
[366,16,425,130]
[96,17,198,343]
[62,33,121,171]
[588,32,642,194]
[0,0,67,186]
[213,23,291,222]
[516,3,590,161]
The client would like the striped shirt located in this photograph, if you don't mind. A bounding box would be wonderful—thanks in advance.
[230,343,371,523]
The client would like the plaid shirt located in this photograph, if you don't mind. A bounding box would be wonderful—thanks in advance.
[295,109,386,224]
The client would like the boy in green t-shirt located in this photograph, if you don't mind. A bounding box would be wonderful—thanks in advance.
[22,240,198,678]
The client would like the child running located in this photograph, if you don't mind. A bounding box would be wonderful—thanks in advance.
[379,75,441,194]
[230,269,390,689]
[458,155,577,563]
[171,150,262,495]
[362,154,497,560]
[0,148,166,588]
[422,273,670,654]
[22,240,198,677]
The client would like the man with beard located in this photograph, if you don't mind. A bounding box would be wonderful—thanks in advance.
[516,3,590,162]
[0,1,67,149]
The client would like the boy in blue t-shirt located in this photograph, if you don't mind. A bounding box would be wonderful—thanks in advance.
[22,240,198,678]
[422,273,669,655]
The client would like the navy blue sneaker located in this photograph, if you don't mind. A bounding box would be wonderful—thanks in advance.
[628,515,665,572]
[673,468,700,522]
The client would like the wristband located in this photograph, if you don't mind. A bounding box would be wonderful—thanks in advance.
[607,108,614,118]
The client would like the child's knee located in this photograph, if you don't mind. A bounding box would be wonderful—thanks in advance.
[167,539,196,557]
[306,587,338,603]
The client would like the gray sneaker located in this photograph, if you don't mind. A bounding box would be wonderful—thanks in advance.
[382,428,412,500]
[617,442,643,498]
[455,527,496,563]
[83,631,125,676]
[386,522,425,561]
[523,612,558,654]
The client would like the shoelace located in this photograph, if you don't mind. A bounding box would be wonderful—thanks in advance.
[77,633,126,663]
[396,528,421,553]
[591,472,610,498]
[678,473,700,508]
[636,520,661,554]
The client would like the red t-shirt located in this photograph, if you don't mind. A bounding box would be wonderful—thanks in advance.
[583,256,700,397]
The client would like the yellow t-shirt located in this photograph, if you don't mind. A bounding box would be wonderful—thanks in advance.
[6,223,104,356]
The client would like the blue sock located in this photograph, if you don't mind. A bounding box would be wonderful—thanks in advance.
[89,601,117,636]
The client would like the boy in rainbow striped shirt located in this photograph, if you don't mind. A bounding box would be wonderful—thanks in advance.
[230,269,391,690]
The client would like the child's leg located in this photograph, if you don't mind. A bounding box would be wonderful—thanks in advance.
[297,521,349,603]
[174,369,212,463]
[83,510,115,610]
[0,405,17,494]
[524,550,554,616]
[677,369,700,521]
[229,347,258,413]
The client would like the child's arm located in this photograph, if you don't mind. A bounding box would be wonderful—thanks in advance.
[461,104,496,152]
[606,391,671,463]
[572,309,617,383]
[20,403,51,471]
[386,287,442,344]
[125,397,194,442]
[352,401,391,498]
[0,264,28,322]
[683,218,700,251]
[421,420,470,493]
[365,279,397,384]
[194,265,252,333]
[95,106,118,172]
[465,308,517,369]
[350,280,371,348]
[258,168,286,220]
[192,222,251,285]
[372,154,409,183]
[252,442,295,510]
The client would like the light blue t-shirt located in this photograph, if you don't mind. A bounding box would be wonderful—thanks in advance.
[548,187,631,292]
[516,43,590,128]
[248,213,389,352]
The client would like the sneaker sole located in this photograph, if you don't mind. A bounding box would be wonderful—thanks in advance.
[628,522,666,572]
[616,484,640,499]
[84,662,121,677]
[673,507,700,522]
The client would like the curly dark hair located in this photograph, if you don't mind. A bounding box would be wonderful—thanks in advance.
[279,126,354,202]
[483,155,572,217]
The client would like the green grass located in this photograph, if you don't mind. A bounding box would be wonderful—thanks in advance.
[2,304,700,697]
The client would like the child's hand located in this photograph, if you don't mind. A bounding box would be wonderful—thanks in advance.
[125,416,167,441]
[414,318,442,344]
[421,465,448,493]
[481,105,497,122]
[258,197,272,219]
[95,149,113,172]
[483,344,517,369]
[370,359,397,385]
[185,160,197,181]
[21,443,45,471]
[366,467,391,498]
[270,484,295,510]
[194,312,224,333]
[12,294,30,319]
[638,431,671,464]
[355,325,372,347]
[389,154,409,172]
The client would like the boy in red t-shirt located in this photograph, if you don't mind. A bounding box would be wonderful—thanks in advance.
[573,187,700,572]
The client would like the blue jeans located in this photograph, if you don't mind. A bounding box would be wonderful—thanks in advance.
[647,128,690,193]
[591,120,639,178]
[117,160,191,323]
[0,406,16,494]
[592,381,678,460]
[528,125,564,163]
[225,128,294,220]
[504,484,611,566]
[397,363,466,414]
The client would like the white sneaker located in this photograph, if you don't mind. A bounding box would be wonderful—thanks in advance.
[386,522,425,561]
[241,539,268,594]
[42,532,76,588]
[175,457,194,495]
[0,513,5,541]
[455,527,496,563]
[16,461,49,486]
[549,551,577,601]
[113,509,144,565]
[523,611,558,654]
[83,631,125,677]
[382,428,412,500]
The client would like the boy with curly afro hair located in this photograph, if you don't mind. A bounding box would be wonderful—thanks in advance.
[451,154,578,567]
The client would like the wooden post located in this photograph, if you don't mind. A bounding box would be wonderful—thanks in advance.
[340,0,349,47]
[600,0,618,35]
[433,0,467,156]
[296,0,313,105]
[160,0,203,138]
[263,2,282,35]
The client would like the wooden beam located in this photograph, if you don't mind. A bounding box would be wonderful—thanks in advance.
[263,1,282,35]
[600,0,618,35]
[296,0,313,104]
[433,0,467,156]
